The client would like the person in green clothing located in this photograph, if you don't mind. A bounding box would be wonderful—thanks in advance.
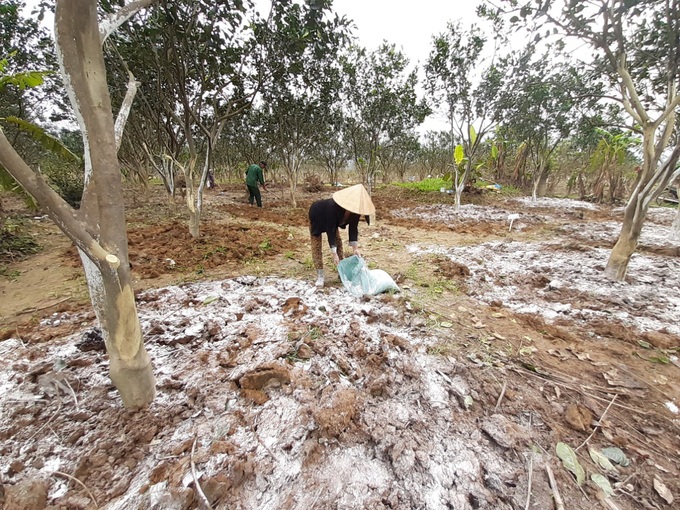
[245,161,268,207]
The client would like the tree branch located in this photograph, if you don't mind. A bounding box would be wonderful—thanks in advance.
[641,139,680,209]
[114,71,140,151]
[100,0,158,44]
[617,55,650,125]
[653,81,680,130]
[0,129,113,270]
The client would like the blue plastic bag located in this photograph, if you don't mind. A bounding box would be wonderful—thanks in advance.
[337,255,400,297]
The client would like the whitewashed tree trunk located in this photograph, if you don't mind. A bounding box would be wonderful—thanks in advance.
[602,50,680,281]
[181,159,199,237]
[605,140,680,280]
[672,204,680,240]
[532,157,549,201]
[281,149,301,208]
[453,164,464,213]
[54,0,154,408]
[196,122,224,219]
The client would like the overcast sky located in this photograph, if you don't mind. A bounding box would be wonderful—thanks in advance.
[29,0,488,134]
[332,0,485,68]
[331,0,486,132]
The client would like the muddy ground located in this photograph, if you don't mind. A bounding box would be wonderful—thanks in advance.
[0,183,678,510]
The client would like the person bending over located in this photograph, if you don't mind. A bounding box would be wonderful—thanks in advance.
[308,184,375,287]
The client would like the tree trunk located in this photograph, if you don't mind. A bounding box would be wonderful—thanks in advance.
[604,205,642,281]
[55,0,155,407]
[288,172,297,208]
[454,186,463,212]
[453,164,464,212]
[672,204,680,241]
[79,254,155,407]
[604,170,655,280]
[605,131,680,280]
[186,178,200,238]
[535,164,549,198]
[182,154,200,238]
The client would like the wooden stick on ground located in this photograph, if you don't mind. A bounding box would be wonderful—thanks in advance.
[524,453,534,510]
[575,394,618,452]
[53,470,99,509]
[60,379,79,409]
[191,436,212,510]
[14,326,26,347]
[495,380,508,412]
[545,463,565,510]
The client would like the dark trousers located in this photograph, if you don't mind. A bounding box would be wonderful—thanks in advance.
[247,185,262,207]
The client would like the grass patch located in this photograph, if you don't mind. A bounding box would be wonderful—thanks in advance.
[394,178,451,193]
[259,238,272,252]
[496,184,522,196]
[203,245,227,260]
[426,280,459,297]
[0,267,21,280]
[0,224,41,265]
[284,347,304,363]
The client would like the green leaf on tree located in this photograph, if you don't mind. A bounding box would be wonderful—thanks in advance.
[454,145,465,165]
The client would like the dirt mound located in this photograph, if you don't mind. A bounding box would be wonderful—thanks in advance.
[2,277,678,509]
[2,186,680,510]
[0,280,575,508]
[61,221,297,280]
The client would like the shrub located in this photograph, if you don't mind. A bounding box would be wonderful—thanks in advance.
[43,162,84,208]
[0,219,41,268]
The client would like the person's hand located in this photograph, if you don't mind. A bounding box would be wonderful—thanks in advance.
[333,252,340,265]
[352,246,361,257]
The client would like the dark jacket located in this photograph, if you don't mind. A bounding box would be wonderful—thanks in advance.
[309,198,361,248]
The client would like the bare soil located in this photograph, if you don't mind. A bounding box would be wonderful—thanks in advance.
[0,183,678,510]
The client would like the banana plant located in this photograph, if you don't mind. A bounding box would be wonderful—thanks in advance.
[0,55,57,209]
[587,128,639,204]
[3,116,81,164]
[446,126,476,212]
[1,58,78,209]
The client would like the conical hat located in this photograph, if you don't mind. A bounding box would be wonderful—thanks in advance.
[332,184,375,215]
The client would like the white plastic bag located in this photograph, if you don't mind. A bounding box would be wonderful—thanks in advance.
[337,255,400,297]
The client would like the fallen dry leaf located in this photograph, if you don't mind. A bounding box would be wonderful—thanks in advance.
[654,477,674,505]
[603,369,646,389]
